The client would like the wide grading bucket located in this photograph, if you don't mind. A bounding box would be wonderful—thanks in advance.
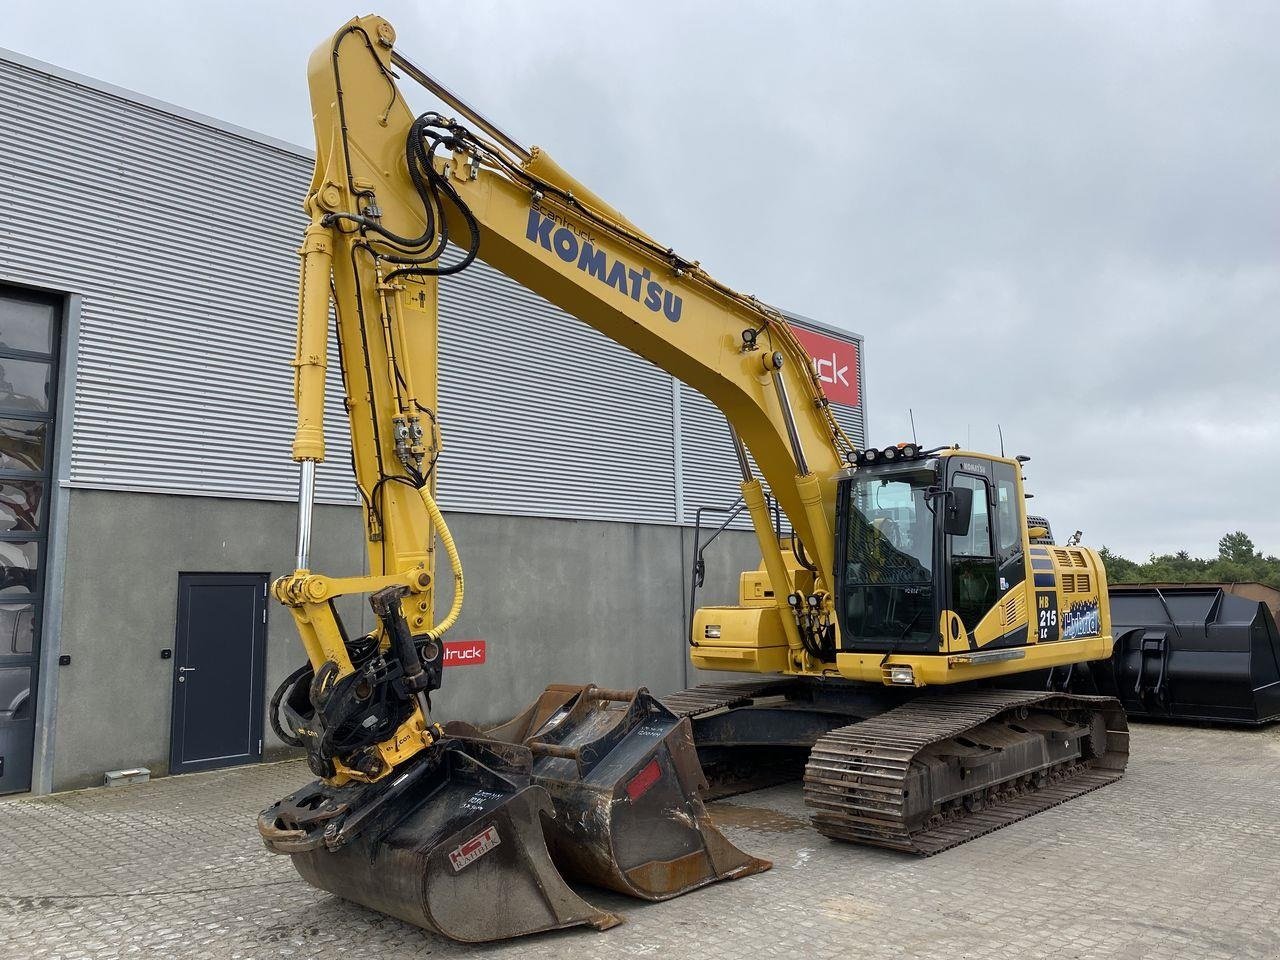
[480,684,771,900]
[258,737,619,942]
[1099,586,1280,724]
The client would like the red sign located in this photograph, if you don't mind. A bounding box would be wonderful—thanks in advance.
[789,325,860,407]
[626,758,663,802]
[443,639,487,667]
[448,825,501,872]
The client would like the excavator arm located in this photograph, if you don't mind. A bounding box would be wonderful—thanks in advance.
[275,14,858,784]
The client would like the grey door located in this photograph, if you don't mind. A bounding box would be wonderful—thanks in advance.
[169,573,267,774]
[0,287,61,795]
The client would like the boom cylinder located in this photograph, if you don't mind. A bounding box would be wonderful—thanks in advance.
[741,478,804,660]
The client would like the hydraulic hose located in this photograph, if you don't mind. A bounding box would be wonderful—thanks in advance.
[419,484,464,639]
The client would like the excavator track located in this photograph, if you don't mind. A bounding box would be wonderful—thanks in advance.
[803,689,1129,855]
[661,678,801,718]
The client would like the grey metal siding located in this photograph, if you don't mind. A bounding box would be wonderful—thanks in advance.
[436,259,676,522]
[0,55,357,504]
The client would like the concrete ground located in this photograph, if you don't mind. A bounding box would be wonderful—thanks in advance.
[0,723,1276,960]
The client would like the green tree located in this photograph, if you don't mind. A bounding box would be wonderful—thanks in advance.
[1098,546,1140,583]
[1098,533,1280,591]
[1218,531,1259,565]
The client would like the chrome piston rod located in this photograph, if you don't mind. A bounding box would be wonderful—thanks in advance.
[770,360,810,476]
[294,459,316,570]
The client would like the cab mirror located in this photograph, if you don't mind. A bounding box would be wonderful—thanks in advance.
[944,485,973,537]
[1027,525,1049,541]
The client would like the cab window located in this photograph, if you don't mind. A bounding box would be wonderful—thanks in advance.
[949,473,997,628]
[994,463,1021,560]
[950,474,992,558]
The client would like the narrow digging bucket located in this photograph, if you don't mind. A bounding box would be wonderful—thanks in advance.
[258,737,619,943]
[487,685,771,900]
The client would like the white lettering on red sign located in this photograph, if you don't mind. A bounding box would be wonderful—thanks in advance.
[788,325,861,407]
[443,639,486,667]
[448,824,501,872]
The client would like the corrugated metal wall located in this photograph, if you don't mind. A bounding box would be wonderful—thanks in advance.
[0,52,864,526]
[0,54,357,503]
[436,259,676,522]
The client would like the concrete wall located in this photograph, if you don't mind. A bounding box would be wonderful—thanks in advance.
[47,489,759,790]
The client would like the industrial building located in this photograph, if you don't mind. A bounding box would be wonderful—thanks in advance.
[0,49,865,794]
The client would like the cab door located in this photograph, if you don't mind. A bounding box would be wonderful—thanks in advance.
[946,469,999,635]
[991,461,1029,642]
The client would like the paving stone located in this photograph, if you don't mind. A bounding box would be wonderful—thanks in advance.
[0,723,1277,958]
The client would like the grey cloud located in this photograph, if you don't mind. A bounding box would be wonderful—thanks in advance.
[6,0,1276,558]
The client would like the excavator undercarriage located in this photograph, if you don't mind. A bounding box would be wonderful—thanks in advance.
[665,679,1129,854]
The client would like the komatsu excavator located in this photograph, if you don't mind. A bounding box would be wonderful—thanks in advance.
[257,15,1130,943]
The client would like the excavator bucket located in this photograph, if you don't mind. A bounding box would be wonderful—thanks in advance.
[1099,586,1280,724]
[484,685,771,900]
[258,737,620,943]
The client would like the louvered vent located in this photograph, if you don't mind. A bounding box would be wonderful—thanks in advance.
[1002,592,1026,626]
[1060,572,1093,593]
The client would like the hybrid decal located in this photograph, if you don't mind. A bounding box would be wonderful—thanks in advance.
[526,209,683,322]
[1061,598,1101,640]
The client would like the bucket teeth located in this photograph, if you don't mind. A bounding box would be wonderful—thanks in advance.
[488,684,772,900]
[258,738,619,943]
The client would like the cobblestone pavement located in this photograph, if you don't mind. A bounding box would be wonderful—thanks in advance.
[2,722,1277,960]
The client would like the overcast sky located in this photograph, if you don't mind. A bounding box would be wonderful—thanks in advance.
[6,1,1277,559]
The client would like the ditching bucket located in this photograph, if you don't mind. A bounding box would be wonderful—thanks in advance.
[486,685,771,900]
[258,737,619,943]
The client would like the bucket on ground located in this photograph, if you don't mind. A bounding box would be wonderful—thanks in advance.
[258,737,619,942]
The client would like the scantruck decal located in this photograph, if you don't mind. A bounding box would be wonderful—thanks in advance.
[789,325,860,406]
[443,639,486,667]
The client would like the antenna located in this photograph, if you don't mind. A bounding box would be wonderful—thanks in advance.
[908,408,917,444]
[997,423,1005,457]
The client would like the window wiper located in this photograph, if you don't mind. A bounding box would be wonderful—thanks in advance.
[897,609,924,641]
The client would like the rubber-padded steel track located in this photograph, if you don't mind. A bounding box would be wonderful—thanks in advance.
[803,689,1129,856]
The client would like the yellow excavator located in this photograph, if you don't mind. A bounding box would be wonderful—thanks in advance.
[257,15,1129,943]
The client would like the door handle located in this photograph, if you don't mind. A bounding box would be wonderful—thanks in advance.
[179,666,197,673]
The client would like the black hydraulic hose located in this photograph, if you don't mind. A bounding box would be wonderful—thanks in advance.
[269,662,312,748]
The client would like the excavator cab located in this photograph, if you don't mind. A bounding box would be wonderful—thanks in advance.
[832,446,1115,680]
[835,447,1021,652]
